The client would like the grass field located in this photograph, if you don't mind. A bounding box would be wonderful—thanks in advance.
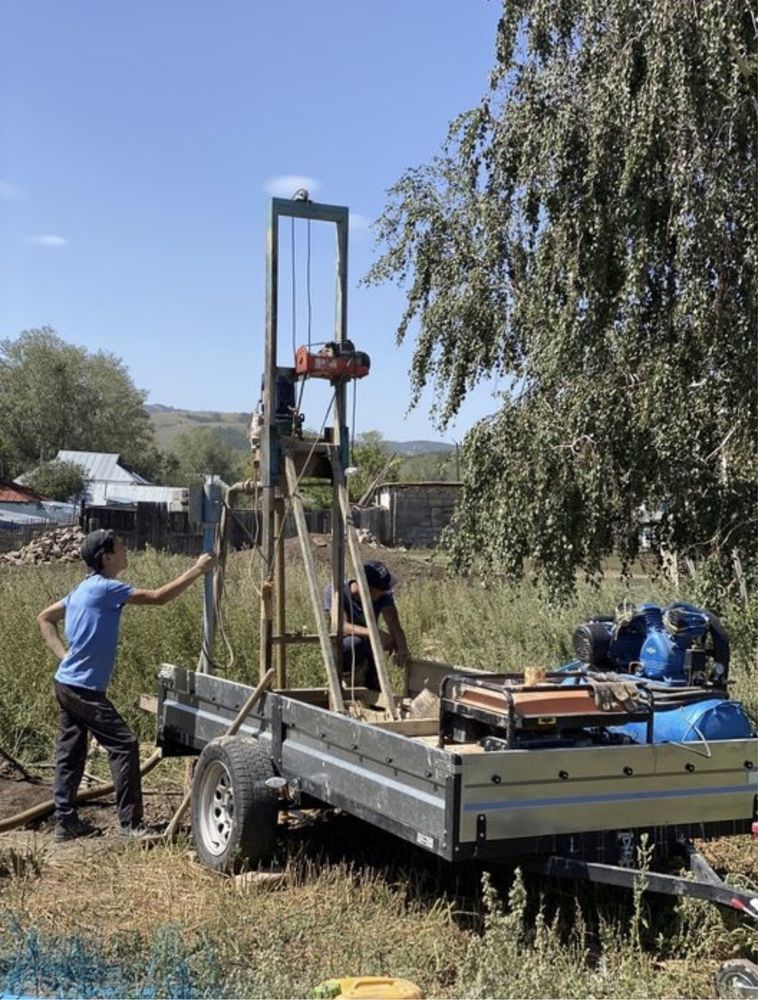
[1,548,756,998]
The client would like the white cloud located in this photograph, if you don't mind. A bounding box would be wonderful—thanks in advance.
[0,180,20,200]
[264,174,321,199]
[26,234,68,247]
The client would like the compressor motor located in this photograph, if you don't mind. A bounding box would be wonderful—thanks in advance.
[572,602,730,688]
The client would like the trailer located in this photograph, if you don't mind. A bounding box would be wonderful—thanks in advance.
[156,195,758,996]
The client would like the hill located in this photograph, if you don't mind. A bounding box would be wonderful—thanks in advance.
[147,405,454,456]
[148,406,251,451]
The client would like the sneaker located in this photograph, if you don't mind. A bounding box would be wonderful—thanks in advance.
[54,816,101,842]
[116,821,154,841]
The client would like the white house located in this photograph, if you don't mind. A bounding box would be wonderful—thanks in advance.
[20,451,186,512]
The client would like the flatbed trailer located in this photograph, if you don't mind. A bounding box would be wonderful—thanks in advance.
[156,659,758,919]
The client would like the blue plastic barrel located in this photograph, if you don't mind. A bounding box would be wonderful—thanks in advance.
[611,697,753,745]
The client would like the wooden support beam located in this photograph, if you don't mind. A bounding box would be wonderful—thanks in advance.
[272,633,323,646]
[284,454,345,713]
[330,452,400,720]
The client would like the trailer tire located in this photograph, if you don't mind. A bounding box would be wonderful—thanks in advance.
[191,736,278,874]
[714,959,758,998]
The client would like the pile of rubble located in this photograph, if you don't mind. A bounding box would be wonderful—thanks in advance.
[0,525,85,567]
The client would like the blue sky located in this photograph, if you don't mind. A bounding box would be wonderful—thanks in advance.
[0,1,503,443]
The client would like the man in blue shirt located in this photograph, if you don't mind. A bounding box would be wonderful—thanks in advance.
[37,528,214,842]
[324,560,410,693]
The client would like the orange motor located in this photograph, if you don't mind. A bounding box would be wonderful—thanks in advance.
[295,341,370,380]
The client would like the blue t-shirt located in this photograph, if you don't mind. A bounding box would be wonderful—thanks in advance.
[323,580,394,627]
[54,575,135,691]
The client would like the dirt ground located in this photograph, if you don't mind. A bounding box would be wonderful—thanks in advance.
[0,753,185,843]
[285,534,450,585]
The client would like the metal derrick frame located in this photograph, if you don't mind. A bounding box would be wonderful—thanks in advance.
[259,197,399,718]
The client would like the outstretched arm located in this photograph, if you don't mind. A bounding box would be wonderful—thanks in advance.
[127,553,215,606]
[37,602,67,660]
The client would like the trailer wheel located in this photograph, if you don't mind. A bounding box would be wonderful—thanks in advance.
[714,959,758,998]
[191,736,278,873]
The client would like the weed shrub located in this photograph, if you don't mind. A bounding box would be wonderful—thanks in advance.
[454,871,712,999]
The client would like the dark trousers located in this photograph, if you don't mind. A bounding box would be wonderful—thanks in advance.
[53,680,143,826]
[340,636,379,690]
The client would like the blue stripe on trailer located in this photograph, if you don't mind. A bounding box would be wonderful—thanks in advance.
[463,781,757,812]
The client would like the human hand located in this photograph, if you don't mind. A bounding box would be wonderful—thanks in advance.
[194,553,216,574]
[380,630,395,651]
[394,646,411,668]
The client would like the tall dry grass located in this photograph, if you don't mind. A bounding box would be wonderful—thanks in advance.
[1,547,755,757]
[1,547,756,997]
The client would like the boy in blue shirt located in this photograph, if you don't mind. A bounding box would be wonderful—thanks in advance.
[37,528,214,842]
[324,560,410,693]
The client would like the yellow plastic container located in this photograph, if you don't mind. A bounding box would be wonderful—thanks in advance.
[314,977,424,999]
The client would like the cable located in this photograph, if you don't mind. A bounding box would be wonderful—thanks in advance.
[291,216,297,355]
[307,218,313,348]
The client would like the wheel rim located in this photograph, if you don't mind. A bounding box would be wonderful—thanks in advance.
[718,968,758,998]
[197,760,234,856]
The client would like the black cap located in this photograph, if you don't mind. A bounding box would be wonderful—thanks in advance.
[364,560,395,592]
[80,529,115,571]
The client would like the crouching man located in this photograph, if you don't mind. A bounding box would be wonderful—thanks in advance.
[37,529,214,842]
[324,560,411,694]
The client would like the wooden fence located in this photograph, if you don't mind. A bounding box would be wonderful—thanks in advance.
[82,503,335,556]
[0,518,77,554]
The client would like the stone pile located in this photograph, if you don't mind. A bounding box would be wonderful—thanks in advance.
[0,525,85,567]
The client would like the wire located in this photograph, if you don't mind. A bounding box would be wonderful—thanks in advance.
[291,216,297,355]
[307,218,313,348]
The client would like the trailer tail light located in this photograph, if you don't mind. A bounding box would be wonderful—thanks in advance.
[753,796,758,838]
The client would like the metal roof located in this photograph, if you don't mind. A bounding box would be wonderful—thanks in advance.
[0,479,47,502]
[55,451,150,484]
[0,509,51,526]
[89,482,187,511]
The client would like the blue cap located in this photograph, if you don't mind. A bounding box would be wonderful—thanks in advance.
[364,560,395,592]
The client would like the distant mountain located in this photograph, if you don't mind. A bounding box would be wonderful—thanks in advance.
[385,440,454,456]
[147,404,455,456]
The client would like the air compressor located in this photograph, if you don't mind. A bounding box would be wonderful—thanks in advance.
[572,601,730,687]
